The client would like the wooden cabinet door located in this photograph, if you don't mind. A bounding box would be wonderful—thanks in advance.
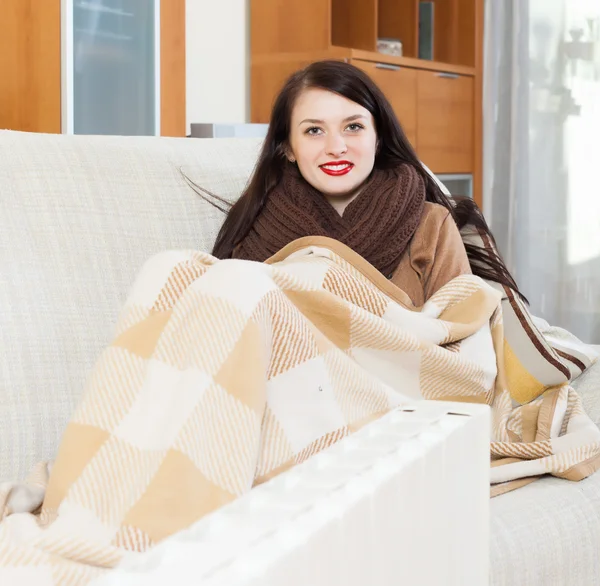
[416,70,474,173]
[161,0,186,136]
[0,0,185,135]
[351,60,418,148]
[0,0,61,133]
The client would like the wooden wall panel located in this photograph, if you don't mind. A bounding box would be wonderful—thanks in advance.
[378,0,419,58]
[455,0,477,69]
[251,59,314,123]
[0,0,61,133]
[252,0,331,54]
[431,0,476,67]
[160,0,186,137]
[431,0,456,64]
[332,0,377,52]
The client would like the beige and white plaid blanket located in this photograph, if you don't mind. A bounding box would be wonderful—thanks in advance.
[1,237,599,584]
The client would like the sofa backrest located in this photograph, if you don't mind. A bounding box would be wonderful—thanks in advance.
[0,131,261,480]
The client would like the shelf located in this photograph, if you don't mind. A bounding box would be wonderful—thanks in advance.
[331,0,378,51]
[378,0,419,58]
[347,49,476,76]
[252,48,476,77]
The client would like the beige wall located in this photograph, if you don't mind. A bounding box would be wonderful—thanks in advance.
[185,0,250,133]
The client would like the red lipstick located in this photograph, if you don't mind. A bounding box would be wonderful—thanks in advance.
[319,160,354,176]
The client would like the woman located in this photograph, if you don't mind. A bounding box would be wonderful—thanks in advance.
[9,64,597,579]
[199,59,524,305]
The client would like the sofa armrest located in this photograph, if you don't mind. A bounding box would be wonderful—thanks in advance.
[95,402,491,586]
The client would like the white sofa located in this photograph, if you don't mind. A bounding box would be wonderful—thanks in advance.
[1,130,599,585]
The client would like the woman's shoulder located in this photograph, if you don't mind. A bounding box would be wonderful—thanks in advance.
[409,202,452,251]
[415,202,453,238]
[421,201,452,224]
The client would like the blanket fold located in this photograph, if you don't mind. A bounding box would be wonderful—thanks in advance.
[1,236,598,584]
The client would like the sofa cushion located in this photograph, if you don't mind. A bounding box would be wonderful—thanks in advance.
[490,350,600,585]
[0,131,261,481]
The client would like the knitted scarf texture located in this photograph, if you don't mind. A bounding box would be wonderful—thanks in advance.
[233,163,426,278]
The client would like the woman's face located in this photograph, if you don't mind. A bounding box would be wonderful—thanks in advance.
[287,88,378,213]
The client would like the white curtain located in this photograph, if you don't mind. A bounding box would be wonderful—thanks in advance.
[484,0,600,343]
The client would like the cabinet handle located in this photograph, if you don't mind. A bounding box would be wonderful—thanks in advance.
[375,63,401,71]
[435,72,460,79]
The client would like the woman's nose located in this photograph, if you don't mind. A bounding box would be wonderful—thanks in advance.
[324,133,348,157]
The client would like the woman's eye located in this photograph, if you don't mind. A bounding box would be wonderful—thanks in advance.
[305,127,323,136]
[346,123,364,132]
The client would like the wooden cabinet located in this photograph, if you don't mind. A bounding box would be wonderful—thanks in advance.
[417,71,474,173]
[351,60,418,148]
[252,0,331,54]
[351,61,474,171]
[0,1,61,134]
[250,0,485,206]
[251,57,323,123]
[0,0,186,136]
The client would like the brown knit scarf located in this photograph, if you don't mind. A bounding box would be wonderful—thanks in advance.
[233,163,426,278]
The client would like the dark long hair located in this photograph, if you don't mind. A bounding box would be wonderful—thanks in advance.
[200,60,525,301]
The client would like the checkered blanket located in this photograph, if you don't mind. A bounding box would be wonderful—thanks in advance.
[1,237,598,584]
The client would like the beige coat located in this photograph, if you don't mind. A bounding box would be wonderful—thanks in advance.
[391,202,471,306]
